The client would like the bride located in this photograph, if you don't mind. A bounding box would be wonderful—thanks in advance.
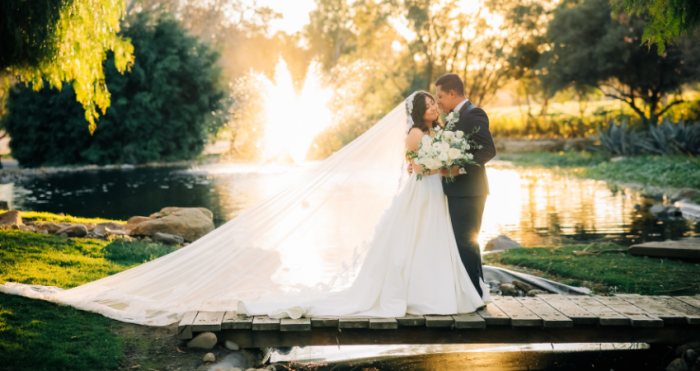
[0,91,489,326]
[239,91,489,319]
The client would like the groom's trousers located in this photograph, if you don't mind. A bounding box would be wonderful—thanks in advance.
[447,195,487,298]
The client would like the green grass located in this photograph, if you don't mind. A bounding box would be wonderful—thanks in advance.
[0,227,177,371]
[500,152,700,191]
[2,210,125,225]
[483,244,700,295]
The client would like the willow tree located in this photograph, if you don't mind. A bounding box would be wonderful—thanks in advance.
[0,0,134,133]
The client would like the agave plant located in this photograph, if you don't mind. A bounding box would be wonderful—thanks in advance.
[640,119,700,156]
[592,120,648,156]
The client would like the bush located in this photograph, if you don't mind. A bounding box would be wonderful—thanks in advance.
[1,12,227,167]
[594,119,700,156]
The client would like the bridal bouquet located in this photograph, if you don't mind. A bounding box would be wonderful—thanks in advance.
[407,121,481,183]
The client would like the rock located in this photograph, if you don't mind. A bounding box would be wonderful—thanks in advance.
[203,353,216,362]
[225,340,240,351]
[38,222,65,233]
[94,222,126,235]
[484,235,522,252]
[512,280,534,293]
[104,227,129,235]
[59,232,68,238]
[18,225,35,232]
[666,358,689,371]
[187,332,217,350]
[676,342,700,356]
[671,188,700,202]
[610,156,627,162]
[0,210,23,227]
[131,208,215,242]
[84,223,95,231]
[499,283,518,296]
[666,206,682,216]
[633,204,641,211]
[124,216,151,231]
[55,224,88,238]
[142,236,152,242]
[527,290,549,296]
[650,204,667,215]
[86,232,104,239]
[153,232,185,245]
[685,350,699,367]
[0,201,9,210]
[151,207,214,221]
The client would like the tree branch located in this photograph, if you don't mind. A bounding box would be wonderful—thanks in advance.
[657,99,685,117]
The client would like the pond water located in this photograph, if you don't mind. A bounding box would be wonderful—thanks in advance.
[3,161,697,248]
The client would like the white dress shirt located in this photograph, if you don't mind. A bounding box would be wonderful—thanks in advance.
[454,98,470,113]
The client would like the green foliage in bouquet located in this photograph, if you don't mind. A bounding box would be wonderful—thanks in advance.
[2,12,227,167]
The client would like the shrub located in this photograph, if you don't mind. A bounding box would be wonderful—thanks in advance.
[1,12,227,167]
[593,119,700,156]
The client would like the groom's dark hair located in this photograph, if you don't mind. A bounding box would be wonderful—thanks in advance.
[435,73,465,96]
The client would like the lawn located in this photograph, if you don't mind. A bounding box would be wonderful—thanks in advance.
[483,244,700,295]
[0,223,179,371]
[499,152,700,191]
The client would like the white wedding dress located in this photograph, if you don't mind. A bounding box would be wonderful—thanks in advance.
[0,102,488,326]
[239,173,490,319]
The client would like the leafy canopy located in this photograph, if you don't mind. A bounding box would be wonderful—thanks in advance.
[2,12,226,167]
[0,0,134,133]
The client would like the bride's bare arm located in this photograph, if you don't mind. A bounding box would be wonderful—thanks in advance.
[406,128,439,176]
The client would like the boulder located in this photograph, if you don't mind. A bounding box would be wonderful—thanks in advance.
[151,207,213,221]
[124,216,151,231]
[153,232,185,245]
[484,235,522,252]
[650,204,667,215]
[499,283,518,296]
[84,223,95,232]
[131,208,215,242]
[18,225,36,232]
[667,358,689,371]
[203,353,216,362]
[0,201,9,210]
[55,224,88,238]
[187,332,217,349]
[0,210,23,227]
[671,188,700,202]
[225,340,240,351]
[94,222,126,235]
[527,290,549,296]
[685,350,699,367]
[512,280,533,293]
[104,227,129,236]
[38,222,65,234]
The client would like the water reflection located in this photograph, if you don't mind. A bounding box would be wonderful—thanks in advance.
[5,161,697,247]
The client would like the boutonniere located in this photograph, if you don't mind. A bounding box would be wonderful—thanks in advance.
[446,111,460,126]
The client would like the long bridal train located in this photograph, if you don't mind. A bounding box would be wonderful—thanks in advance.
[0,104,487,326]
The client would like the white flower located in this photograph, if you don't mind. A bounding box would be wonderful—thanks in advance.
[418,149,427,157]
[432,142,441,151]
[443,131,455,141]
[426,158,439,169]
[438,152,449,162]
[464,144,470,150]
[466,153,474,160]
[440,142,451,153]
[448,148,462,159]
[459,168,467,175]
[455,130,464,138]
[446,112,459,123]
[421,135,431,145]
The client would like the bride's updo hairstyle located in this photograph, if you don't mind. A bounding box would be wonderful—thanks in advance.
[410,91,441,133]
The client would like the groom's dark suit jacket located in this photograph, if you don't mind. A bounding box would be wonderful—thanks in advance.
[441,101,497,197]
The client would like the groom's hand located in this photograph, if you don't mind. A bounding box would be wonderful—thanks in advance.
[439,166,460,177]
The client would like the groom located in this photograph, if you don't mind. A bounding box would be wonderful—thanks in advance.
[435,73,496,298]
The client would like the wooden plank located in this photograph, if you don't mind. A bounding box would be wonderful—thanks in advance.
[222,311,254,330]
[396,314,426,327]
[369,318,398,330]
[192,311,225,332]
[425,315,454,328]
[515,297,573,328]
[617,296,687,325]
[538,295,599,325]
[338,318,369,329]
[629,240,700,259]
[252,315,280,331]
[310,318,339,328]
[677,296,700,310]
[280,318,311,332]
[566,296,630,326]
[477,303,511,326]
[452,313,486,329]
[657,296,700,324]
[593,297,663,327]
[177,311,198,339]
[491,297,542,327]
[220,326,700,348]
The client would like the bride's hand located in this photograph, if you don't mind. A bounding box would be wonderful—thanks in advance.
[407,163,414,175]
[438,167,450,177]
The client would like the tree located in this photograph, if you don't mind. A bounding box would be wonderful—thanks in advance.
[538,0,698,123]
[612,0,700,53]
[1,0,134,133]
[2,12,226,167]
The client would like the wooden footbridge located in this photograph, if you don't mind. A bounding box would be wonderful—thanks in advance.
[177,294,700,348]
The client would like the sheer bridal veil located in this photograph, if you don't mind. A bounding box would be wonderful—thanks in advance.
[0,103,411,326]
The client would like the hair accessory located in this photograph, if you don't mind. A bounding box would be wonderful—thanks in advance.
[404,92,418,133]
